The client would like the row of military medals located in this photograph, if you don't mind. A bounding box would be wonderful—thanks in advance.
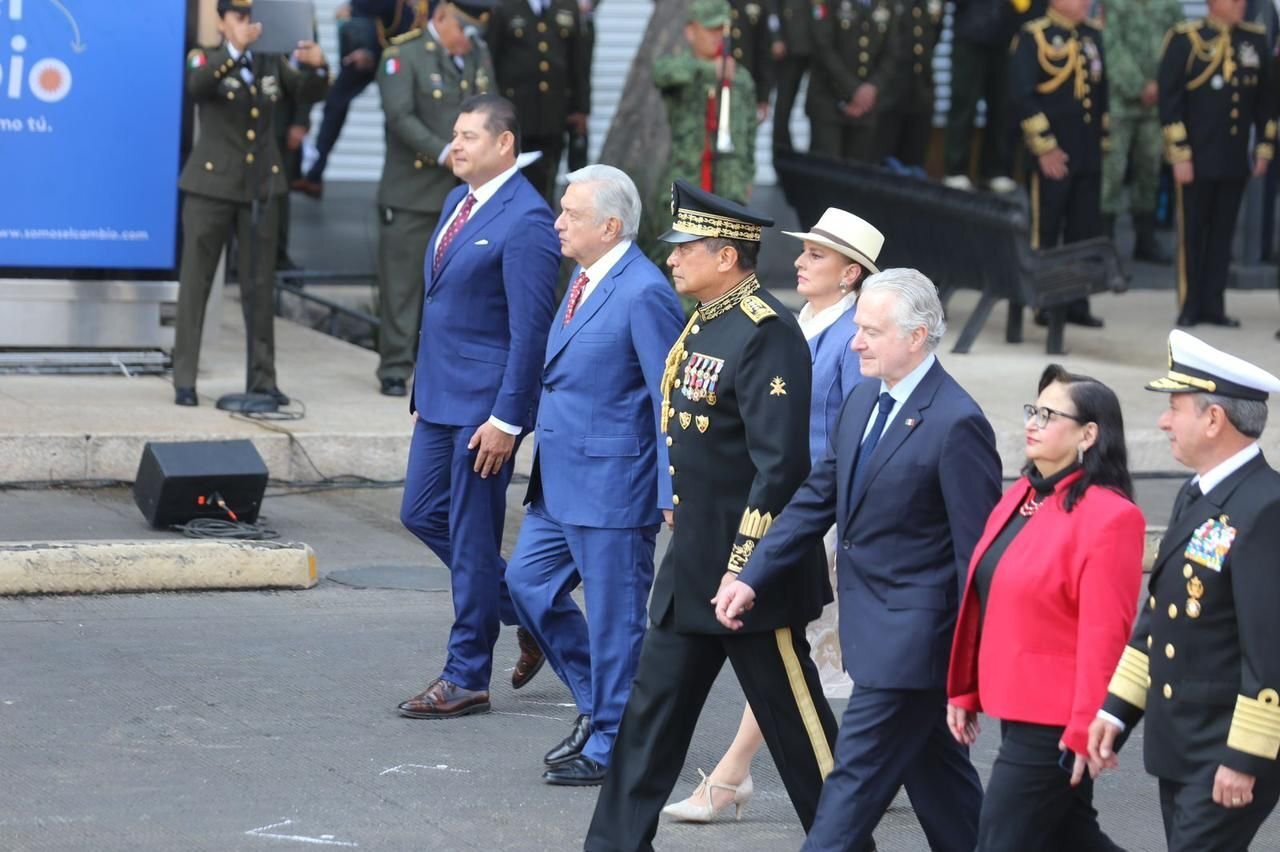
[1184,563,1204,619]
[682,353,725,405]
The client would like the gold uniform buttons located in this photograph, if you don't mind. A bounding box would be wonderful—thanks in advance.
[414,159,424,169]
[1149,595,1156,610]
[204,161,214,171]
[1165,643,1175,659]
[859,35,869,46]
[859,51,870,62]
[537,21,548,31]
[538,41,549,53]
[668,465,676,476]
[858,66,868,76]
[250,107,260,118]
[246,129,256,141]
[1183,564,1193,578]
[913,25,922,35]
[672,495,680,506]
[914,63,923,73]
[732,27,742,37]
[460,80,469,90]
[540,61,550,72]
[539,81,550,92]
[733,47,743,58]
[1082,98,1092,109]
[271,164,280,174]
[666,436,673,446]
[227,91,236,101]
[913,44,923,55]
[1168,603,1178,619]
[1231,109,1239,118]
[690,324,700,334]
[433,90,443,99]
[1146,635,1153,649]
[1163,684,1174,699]
[245,153,255,164]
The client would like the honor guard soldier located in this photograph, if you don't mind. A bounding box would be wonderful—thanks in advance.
[173,0,329,407]
[585,180,838,848]
[872,0,944,167]
[806,0,907,163]
[373,0,495,397]
[728,0,775,120]
[770,0,814,152]
[487,0,591,203]
[1010,0,1109,328]
[1158,0,1274,329]
[1091,330,1280,852]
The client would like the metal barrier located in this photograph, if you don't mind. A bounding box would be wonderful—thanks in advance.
[272,270,380,349]
[773,150,1126,354]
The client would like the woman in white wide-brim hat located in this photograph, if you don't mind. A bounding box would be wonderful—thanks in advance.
[662,207,885,824]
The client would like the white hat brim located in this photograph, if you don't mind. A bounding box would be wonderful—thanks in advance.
[781,229,880,275]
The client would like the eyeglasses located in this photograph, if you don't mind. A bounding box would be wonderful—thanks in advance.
[1023,404,1086,429]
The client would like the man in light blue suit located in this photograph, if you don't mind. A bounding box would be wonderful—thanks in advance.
[507,165,686,786]
[397,94,560,720]
[714,269,1002,851]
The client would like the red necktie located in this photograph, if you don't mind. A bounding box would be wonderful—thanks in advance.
[433,193,476,273]
[563,271,589,325]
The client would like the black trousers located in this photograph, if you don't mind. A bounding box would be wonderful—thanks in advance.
[809,121,875,164]
[304,63,377,182]
[1159,776,1280,851]
[872,108,933,168]
[1177,177,1246,324]
[523,132,566,205]
[773,53,810,152]
[943,38,1012,179]
[976,721,1122,852]
[584,614,838,852]
[1031,169,1102,318]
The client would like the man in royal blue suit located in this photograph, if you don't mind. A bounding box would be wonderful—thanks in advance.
[715,268,1003,851]
[397,94,560,719]
[506,165,686,786]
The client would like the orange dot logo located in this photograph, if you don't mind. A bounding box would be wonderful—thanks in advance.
[28,58,71,102]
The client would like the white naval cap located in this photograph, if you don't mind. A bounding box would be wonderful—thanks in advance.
[1146,330,1280,402]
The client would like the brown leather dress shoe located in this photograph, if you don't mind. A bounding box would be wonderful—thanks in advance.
[291,177,323,199]
[512,627,545,690]
[397,678,490,719]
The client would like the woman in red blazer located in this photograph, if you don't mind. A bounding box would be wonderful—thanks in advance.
[946,364,1145,851]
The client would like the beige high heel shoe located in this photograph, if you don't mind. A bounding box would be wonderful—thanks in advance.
[661,768,755,823]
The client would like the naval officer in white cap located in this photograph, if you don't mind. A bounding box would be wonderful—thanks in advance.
[1089,330,1280,851]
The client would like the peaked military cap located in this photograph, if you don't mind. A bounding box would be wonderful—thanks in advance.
[428,0,497,23]
[217,0,253,16]
[1147,330,1280,401]
[661,179,774,244]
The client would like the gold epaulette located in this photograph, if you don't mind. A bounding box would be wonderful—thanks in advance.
[1024,15,1051,32]
[740,295,777,324]
[1239,20,1265,33]
[382,45,400,57]
[1174,19,1200,32]
[1228,689,1280,759]
[1107,645,1150,711]
[389,28,422,46]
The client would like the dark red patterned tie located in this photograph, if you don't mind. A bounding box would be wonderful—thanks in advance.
[433,193,476,273]
[563,271,589,325]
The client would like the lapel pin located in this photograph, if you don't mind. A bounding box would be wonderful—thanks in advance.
[904,418,916,427]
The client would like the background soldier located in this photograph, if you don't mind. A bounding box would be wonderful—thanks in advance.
[1010,0,1109,328]
[487,0,591,203]
[806,0,906,163]
[373,0,495,397]
[586,179,837,848]
[1100,0,1181,262]
[728,0,775,120]
[1159,0,1274,329]
[1092,330,1280,852]
[173,0,329,407]
[873,0,944,167]
[770,0,814,152]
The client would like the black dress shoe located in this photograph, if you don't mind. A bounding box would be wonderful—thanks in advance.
[174,387,198,407]
[545,714,591,766]
[251,387,290,406]
[542,754,606,786]
[380,377,407,397]
[1176,312,1199,328]
[1203,315,1241,328]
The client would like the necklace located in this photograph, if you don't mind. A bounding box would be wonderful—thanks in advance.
[1019,493,1043,517]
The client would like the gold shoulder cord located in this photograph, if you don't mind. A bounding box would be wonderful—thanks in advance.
[660,312,701,433]
[1185,24,1233,90]
[1032,27,1087,99]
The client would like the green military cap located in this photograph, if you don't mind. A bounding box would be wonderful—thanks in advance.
[661,179,774,244]
[688,0,731,27]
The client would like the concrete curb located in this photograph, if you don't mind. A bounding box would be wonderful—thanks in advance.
[0,540,317,595]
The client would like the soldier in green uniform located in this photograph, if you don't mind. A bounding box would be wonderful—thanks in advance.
[728,0,775,120]
[487,0,591,203]
[806,0,907,163]
[1091,329,1280,852]
[374,0,495,397]
[586,179,837,848]
[1010,0,1109,328]
[173,0,329,407]
[872,0,944,167]
[770,0,814,152]
[1158,0,1274,329]
[1100,0,1181,261]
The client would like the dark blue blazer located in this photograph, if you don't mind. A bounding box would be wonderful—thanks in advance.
[739,358,1002,690]
[525,243,686,528]
[411,173,559,429]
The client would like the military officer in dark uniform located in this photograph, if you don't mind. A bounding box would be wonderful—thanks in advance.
[770,0,813,152]
[585,180,837,850]
[872,0,944,166]
[806,0,907,163]
[729,0,775,120]
[487,0,591,203]
[1158,0,1274,329]
[373,0,495,397]
[173,0,329,407]
[1090,329,1280,852]
[1010,0,1109,328]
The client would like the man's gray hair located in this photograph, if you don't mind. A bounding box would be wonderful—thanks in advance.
[565,164,641,241]
[859,268,947,351]
[1194,393,1269,439]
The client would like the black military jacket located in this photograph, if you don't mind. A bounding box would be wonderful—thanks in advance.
[1104,454,1280,784]
[776,0,816,56]
[806,0,907,126]
[886,0,944,115]
[648,275,830,636]
[1011,11,1110,173]
[487,0,591,138]
[1158,17,1275,180]
[729,0,776,106]
[179,46,329,203]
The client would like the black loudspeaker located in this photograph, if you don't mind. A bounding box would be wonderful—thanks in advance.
[133,440,269,528]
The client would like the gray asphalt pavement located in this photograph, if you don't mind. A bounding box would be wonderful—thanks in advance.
[1,483,1277,851]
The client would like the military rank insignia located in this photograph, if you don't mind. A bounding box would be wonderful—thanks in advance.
[683,353,725,402]
[1184,516,1236,572]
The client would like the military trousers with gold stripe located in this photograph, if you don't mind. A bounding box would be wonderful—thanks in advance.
[586,612,837,850]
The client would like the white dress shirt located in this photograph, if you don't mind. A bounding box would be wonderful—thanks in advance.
[574,240,633,308]
[226,43,254,83]
[861,353,936,443]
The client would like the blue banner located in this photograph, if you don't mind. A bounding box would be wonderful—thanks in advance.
[0,0,186,270]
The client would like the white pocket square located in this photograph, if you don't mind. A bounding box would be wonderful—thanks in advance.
[474,238,489,246]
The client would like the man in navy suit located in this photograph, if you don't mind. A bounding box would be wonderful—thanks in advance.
[506,165,686,786]
[397,94,560,719]
[715,268,1002,852]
